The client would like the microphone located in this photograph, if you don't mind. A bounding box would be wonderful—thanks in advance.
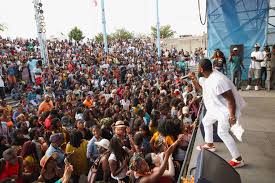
[180,75,190,80]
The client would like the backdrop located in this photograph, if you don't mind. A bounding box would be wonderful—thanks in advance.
[207,0,269,79]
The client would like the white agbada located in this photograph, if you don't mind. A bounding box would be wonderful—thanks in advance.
[199,70,246,158]
[199,70,246,119]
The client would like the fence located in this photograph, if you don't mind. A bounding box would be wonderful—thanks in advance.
[177,101,205,183]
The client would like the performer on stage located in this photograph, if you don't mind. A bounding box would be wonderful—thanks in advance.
[188,58,246,168]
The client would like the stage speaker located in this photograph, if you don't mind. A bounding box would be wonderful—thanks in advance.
[194,149,241,183]
[230,44,244,61]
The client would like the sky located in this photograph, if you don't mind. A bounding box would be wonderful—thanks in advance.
[0,0,207,39]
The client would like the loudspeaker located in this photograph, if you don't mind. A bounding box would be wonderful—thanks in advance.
[194,149,241,183]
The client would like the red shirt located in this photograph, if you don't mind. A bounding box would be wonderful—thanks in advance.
[68,63,74,72]
[0,161,22,183]
[44,117,52,130]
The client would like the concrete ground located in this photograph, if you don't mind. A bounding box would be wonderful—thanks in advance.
[187,90,275,183]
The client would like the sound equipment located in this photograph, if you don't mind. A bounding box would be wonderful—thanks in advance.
[194,149,241,183]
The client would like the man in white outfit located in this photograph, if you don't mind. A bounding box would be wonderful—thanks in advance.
[188,58,246,168]
[246,43,264,91]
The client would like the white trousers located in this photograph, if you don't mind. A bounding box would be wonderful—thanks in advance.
[202,112,241,159]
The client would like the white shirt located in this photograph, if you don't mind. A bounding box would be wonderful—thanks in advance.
[0,76,4,87]
[199,70,246,118]
[108,153,127,180]
[120,99,130,111]
[250,51,264,69]
[262,51,268,67]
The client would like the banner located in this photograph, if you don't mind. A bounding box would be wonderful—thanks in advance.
[207,0,269,79]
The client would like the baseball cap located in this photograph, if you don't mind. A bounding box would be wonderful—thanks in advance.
[233,47,238,51]
[254,43,260,48]
[182,106,190,115]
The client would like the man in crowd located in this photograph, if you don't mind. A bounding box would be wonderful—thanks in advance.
[246,43,264,91]
[228,47,245,90]
[0,74,5,100]
[38,94,54,115]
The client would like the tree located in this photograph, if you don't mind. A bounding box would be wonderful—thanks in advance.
[93,33,113,43]
[151,25,175,39]
[68,27,84,42]
[111,28,133,40]
[0,24,7,32]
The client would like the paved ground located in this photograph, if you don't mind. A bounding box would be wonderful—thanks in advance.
[187,90,275,183]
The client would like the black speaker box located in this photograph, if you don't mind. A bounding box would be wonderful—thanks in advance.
[194,149,241,183]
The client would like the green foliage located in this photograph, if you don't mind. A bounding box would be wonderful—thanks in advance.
[151,25,175,39]
[93,28,133,42]
[68,27,84,42]
[111,28,134,40]
[93,33,113,43]
[0,24,7,32]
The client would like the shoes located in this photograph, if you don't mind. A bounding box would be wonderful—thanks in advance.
[246,85,251,90]
[255,86,259,91]
[196,144,216,152]
[228,159,245,168]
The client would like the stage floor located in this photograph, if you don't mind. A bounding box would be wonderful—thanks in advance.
[188,90,275,183]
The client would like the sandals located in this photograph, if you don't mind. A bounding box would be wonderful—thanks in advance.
[196,144,216,152]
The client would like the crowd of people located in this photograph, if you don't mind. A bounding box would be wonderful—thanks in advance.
[0,37,204,183]
[211,44,275,91]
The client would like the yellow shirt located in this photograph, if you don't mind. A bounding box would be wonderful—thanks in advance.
[65,140,88,176]
[23,155,39,173]
[151,131,174,147]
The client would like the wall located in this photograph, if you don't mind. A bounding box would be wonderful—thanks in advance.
[161,33,207,52]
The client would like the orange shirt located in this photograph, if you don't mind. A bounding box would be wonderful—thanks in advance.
[38,101,54,114]
[83,99,93,108]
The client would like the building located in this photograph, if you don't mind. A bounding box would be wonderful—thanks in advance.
[161,33,207,52]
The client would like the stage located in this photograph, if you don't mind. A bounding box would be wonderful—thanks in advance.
[187,90,275,183]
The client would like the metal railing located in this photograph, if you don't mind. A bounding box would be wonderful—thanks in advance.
[177,101,205,183]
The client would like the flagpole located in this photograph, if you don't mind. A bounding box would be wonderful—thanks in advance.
[156,0,161,61]
[101,0,108,54]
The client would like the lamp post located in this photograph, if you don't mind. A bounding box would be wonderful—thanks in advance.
[101,0,108,55]
[33,0,49,66]
[156,0,161,61]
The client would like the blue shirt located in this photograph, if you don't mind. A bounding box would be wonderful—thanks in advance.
[45,144,65,165]
[28,59,38,72]
[143,113,151,126]
[7,67,15,76]
[86,136,101,160]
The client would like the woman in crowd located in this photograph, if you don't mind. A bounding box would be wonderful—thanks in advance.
[37,153,63,183]
[65,129,89,183]
[21,141,40,180]
[88,138,111,183]
[108,137,129,183]
[87,125,102,164]
[129,136,183,183]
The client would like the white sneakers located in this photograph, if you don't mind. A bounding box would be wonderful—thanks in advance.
[246,85,260,91]
[246,85,251,90]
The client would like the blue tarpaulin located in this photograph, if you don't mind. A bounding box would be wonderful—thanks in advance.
[207,0,269,78]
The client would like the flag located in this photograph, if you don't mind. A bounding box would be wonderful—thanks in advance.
[92,0,97,7]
